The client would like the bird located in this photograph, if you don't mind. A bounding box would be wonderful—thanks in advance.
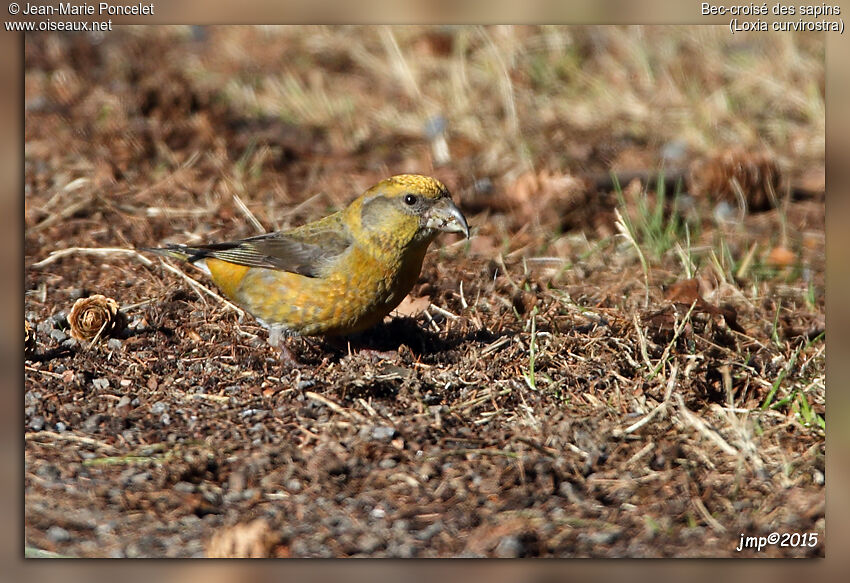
[147,174,469,354]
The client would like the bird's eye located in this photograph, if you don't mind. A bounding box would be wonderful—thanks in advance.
[403,194,418,206]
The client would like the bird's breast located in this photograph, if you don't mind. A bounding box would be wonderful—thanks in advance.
[227,240,431,336]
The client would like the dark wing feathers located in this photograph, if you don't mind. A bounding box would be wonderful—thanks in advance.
[161,216,353,278]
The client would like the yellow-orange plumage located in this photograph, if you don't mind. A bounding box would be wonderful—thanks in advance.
[148,174,468,338]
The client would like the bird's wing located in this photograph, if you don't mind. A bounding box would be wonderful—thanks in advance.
[172,213,353,278]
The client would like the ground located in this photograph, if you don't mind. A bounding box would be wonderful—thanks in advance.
[24,26,824,558]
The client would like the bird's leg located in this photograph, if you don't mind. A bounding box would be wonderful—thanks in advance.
[268,325,300,367]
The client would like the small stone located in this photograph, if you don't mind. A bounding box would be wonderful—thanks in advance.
[83,414,104,432]
[129,471,151,486]
[107,338,123,351]
[585,530,620,545]
[49,329,68,343]
[46,525,72,543]
[357,533,383,554]
[285,479,302,493]
[415,521,442,542]
[370,426,396,441]
[54,422,67,433]
[173,481,195,493]
[28,416,45,431]
[160,413,171,425]
[378,458,397,469]
[494,535,523,558]
[150,401,168,414]
[24,391,42,406]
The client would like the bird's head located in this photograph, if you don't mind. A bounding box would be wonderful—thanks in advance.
[349,174,470,249]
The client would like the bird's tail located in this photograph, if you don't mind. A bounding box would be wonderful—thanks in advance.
[141,244,211,265]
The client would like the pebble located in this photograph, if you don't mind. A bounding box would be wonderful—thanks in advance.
[150,401,168,414]
[390,542,418,558]
[54,422,67,433]
[92,378,110,390]
[494,535,523,558]
[357,533,383,554]
[583,530,620,545]
[49,329,68,343]
[129,471,151,486]
[173,481,196,493]
[415,521,443,542]
[83,414,104,432]
[28,416,45,431]
[46,525,72,543]
[370,426,396,441]
[107,338,123,351]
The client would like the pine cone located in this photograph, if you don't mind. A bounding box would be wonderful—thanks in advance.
[68,295,126,341]
[688,148,782,212]
[25,321,37,355]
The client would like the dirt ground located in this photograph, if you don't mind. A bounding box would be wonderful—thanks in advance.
[24,26,825,557]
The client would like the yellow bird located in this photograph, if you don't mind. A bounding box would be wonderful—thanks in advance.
[149,174,468,349]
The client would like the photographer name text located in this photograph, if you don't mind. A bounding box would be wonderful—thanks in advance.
[20,2,153,16]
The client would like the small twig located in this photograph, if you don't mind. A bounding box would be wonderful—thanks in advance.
[514,436,558,456]
[617,363,678,436]
[357,398,378,417]
[232,192,266,234]
[422,309,441,333]
[692,496,726,533]
[30,193,95,234]
[434,448,519,459]
[675,394,738,456]
[304,391,362,420]
[428,303,458,320]
[481,336,510,356]
[26,430,119,453]
[626,441,656,466]
[31,247,154,269]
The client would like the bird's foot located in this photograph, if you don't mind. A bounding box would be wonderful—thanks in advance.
[268,325,302,368]
[278,341,302,368]
[357,348,401,362]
